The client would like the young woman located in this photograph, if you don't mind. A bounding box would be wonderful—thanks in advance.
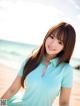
[1,22,76,106]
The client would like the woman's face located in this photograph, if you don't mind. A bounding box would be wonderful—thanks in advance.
[45,33,64,56]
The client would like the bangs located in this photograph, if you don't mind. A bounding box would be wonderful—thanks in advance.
[52,29,64,43]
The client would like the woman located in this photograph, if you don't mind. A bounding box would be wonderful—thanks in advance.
[1,22,76,106]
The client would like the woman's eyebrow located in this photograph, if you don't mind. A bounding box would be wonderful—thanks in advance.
[51,33,55,36]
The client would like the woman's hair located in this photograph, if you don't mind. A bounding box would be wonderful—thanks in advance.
[21,22,76,87]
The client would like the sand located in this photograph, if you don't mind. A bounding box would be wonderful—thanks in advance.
[0,63,80,106]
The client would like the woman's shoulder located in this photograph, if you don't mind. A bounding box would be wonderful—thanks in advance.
[64,62,73,69]
[60,61,73,68]
[61,62,73,74]
[17,57,30,77]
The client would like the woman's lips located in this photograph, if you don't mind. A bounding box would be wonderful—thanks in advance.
[48,45,55,51]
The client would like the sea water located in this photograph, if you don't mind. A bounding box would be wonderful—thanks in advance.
[0,40,37,69]
[0,40,80,83]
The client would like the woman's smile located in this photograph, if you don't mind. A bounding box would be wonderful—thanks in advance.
[48,45,55,51]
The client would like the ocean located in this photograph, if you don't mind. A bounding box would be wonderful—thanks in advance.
[0,39,80,83]
[0,40,37,69]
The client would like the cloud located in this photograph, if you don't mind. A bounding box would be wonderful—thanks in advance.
[0,1,64,45]
[77,14,80,20]
[69,0,80,9]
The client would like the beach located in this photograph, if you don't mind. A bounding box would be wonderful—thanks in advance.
[0,63,80,106]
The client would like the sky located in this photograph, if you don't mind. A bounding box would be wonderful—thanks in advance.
[0,0,80,58]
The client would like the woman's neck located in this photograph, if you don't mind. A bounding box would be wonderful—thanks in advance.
[43,54,56,66]
[45,54,56,62]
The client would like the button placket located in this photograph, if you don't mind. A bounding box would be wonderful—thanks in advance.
[41,63,52,77]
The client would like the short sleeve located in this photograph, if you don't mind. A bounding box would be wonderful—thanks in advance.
[17,58,29,77]
[61,64,73,88]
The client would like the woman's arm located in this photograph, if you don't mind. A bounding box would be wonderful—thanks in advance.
[1,75,22,99]
[59,87,72,106]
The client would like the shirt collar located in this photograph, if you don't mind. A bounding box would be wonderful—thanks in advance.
[50,57,58,67]
[42,56,59,67]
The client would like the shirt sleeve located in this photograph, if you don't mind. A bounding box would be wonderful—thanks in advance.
[17,58,29,77]
[61,64,73,88]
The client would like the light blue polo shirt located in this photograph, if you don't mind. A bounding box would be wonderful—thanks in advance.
[7,57,73,106]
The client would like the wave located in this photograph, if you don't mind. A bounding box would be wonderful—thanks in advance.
[0,39,37,69]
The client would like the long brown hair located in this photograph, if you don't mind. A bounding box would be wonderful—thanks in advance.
[21,22,76,88]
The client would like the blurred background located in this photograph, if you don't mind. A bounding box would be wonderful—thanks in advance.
[0,0,80,106]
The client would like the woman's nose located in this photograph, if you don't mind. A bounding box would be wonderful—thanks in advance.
[51,40,57,47]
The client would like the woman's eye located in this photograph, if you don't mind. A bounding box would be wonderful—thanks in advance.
[58,41,63,45]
